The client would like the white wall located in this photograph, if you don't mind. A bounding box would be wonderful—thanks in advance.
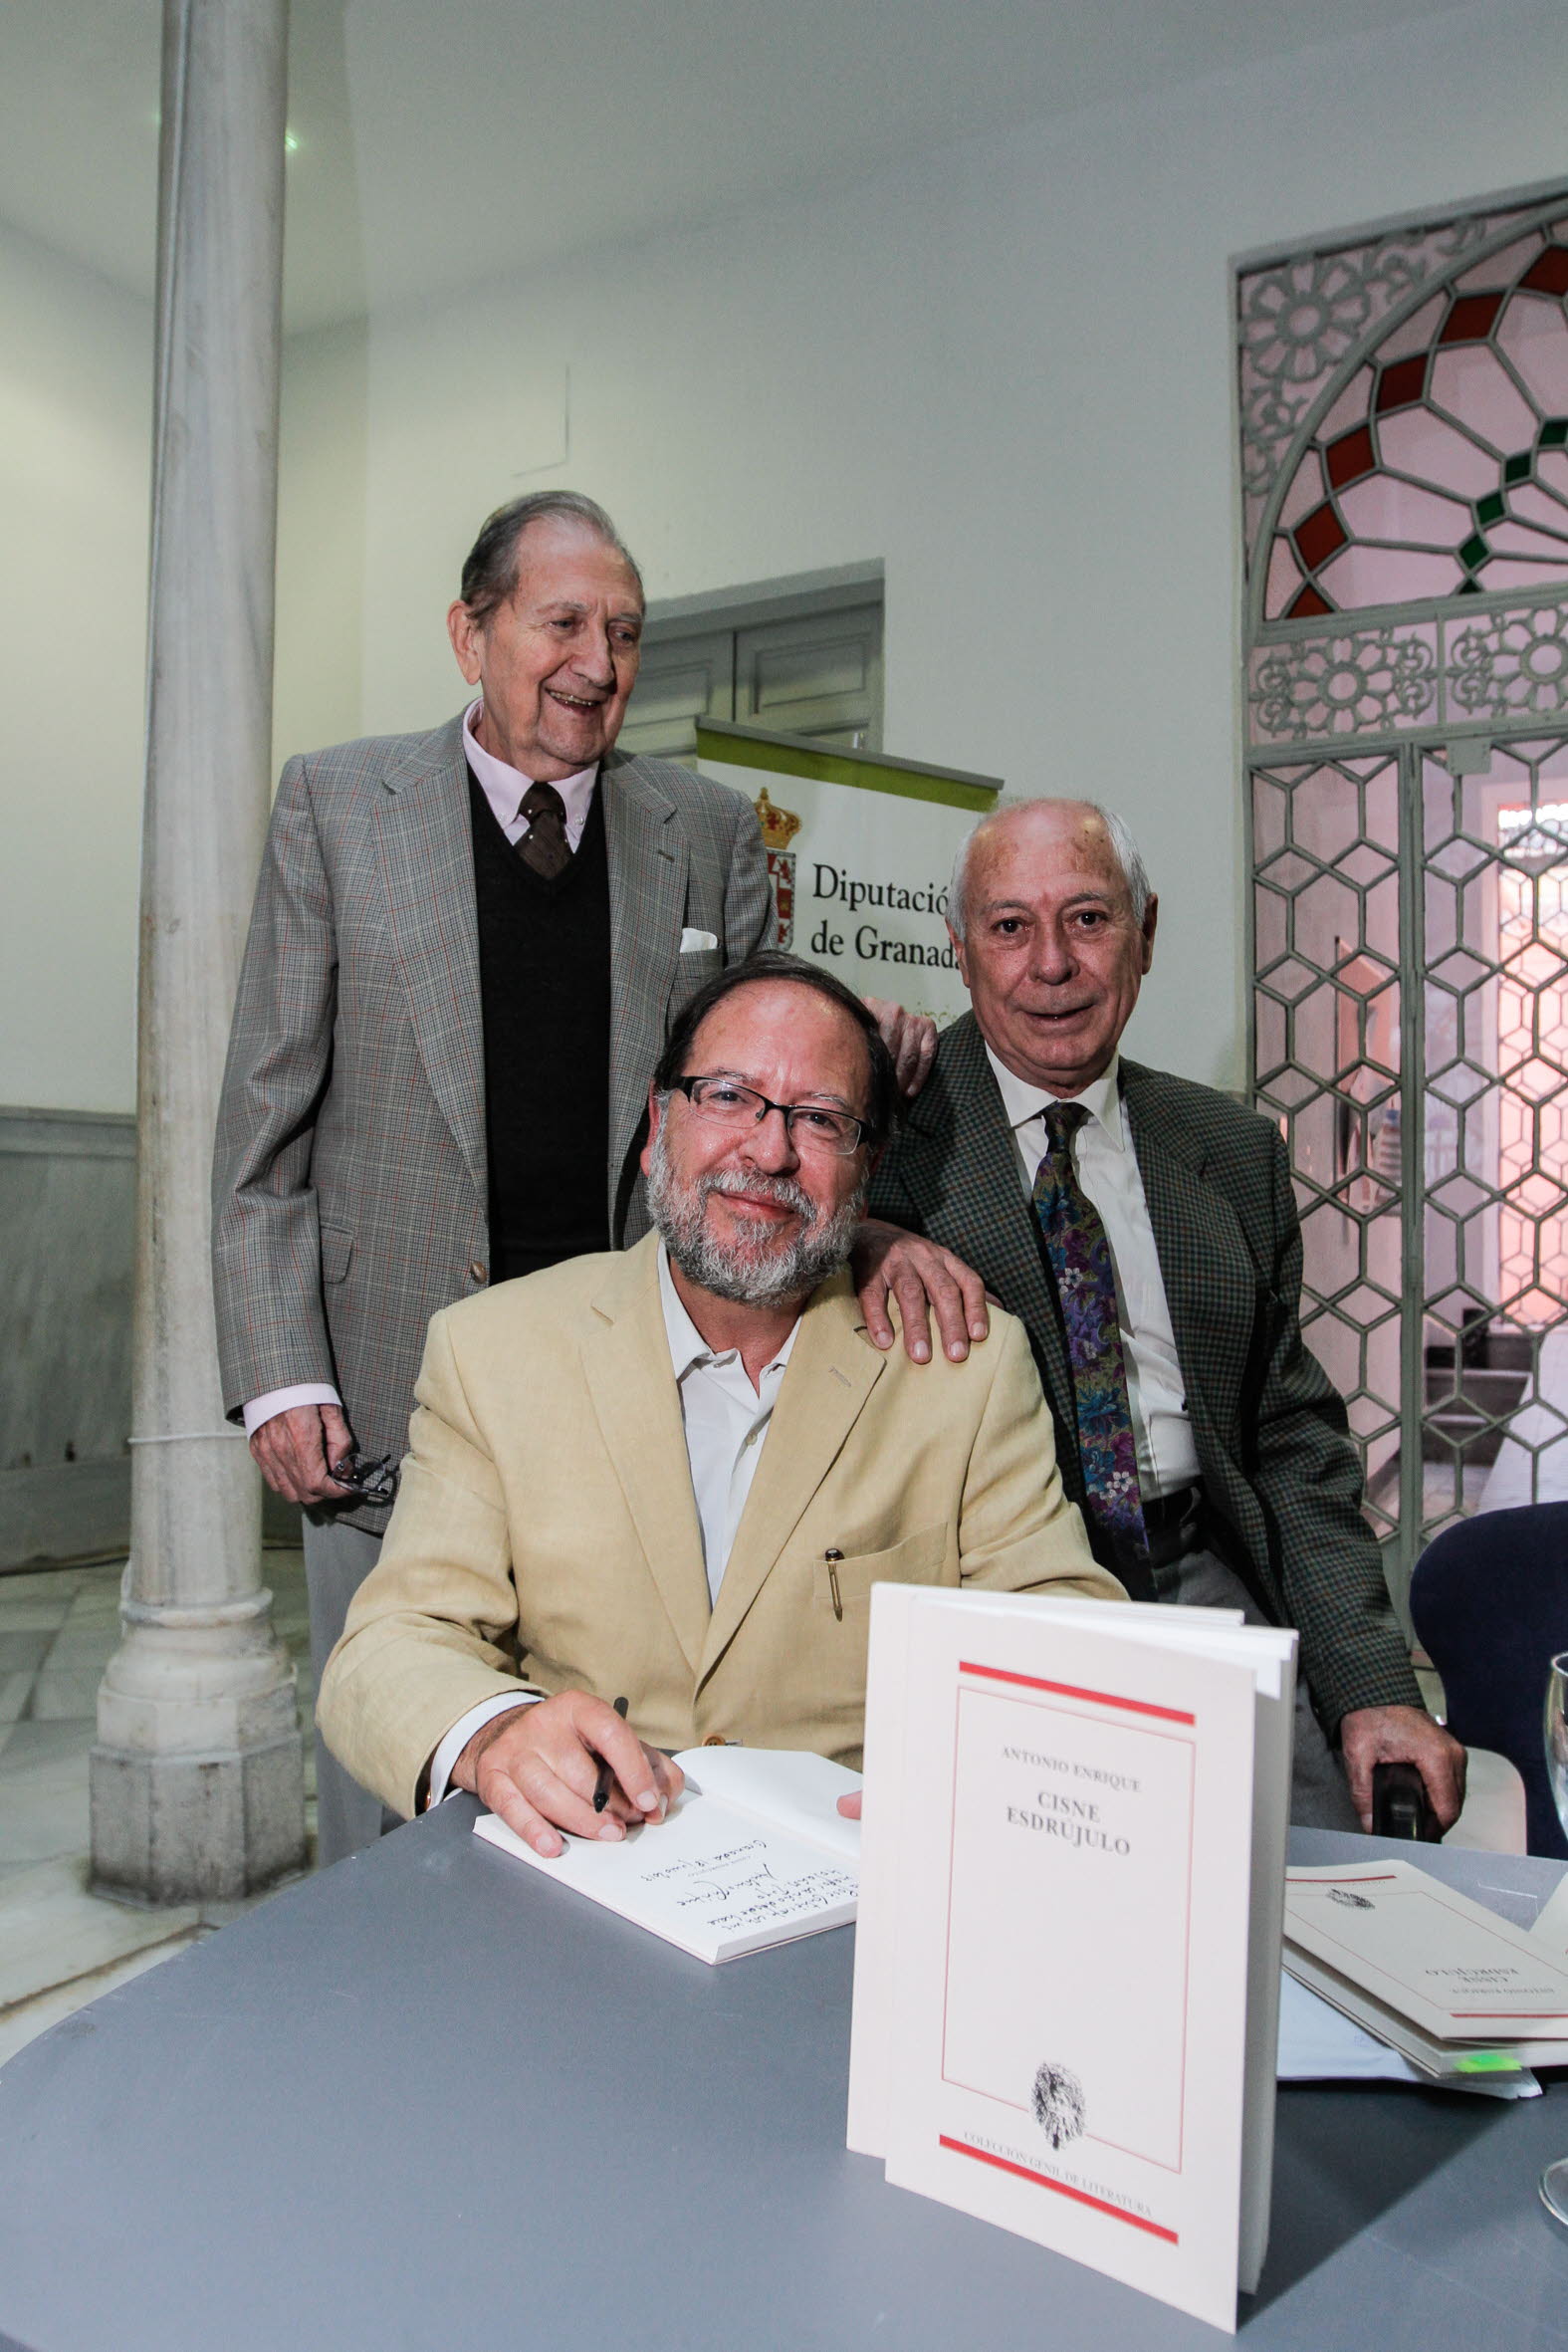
[320,0,1565,1092]
[0,224,150,1111]
[273,316,369,767]
[6,0,1565,1111]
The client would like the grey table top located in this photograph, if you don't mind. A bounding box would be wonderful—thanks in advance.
[2,1807,1568,2352]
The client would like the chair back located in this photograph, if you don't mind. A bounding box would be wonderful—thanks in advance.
[1409,1503,1568,1859]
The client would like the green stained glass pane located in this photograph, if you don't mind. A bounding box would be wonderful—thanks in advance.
[1504,451,1532,485]
[1542,419,1568,449]
[1476,491,1506,525]
[1459,532,1490,568]
[1456,577,1481,594]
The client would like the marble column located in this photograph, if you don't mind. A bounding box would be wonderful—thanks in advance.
[91,0,307,1902]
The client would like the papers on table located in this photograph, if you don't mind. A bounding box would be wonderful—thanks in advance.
[1285,1860,1568,2038]
[1280,1860,1568,2089]
[474,1745,860,1964]
[847,1587,1295,2336]
[1276,1968,1540,2100]
[1524,1868,1568,1956]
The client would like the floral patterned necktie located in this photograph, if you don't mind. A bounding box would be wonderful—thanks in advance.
[1031,1101,1147,1558]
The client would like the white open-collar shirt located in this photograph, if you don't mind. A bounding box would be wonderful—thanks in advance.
[425,1244,800,1802]
[987,1046,1200,1501]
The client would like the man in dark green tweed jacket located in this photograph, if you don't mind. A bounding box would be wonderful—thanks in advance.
[854,798,1464,1832]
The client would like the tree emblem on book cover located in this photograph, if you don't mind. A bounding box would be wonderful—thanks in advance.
[753,787,801,950]
[1031,2060,1086,2150]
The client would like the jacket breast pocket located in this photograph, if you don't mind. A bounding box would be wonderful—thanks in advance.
[321,1224,353,1285]
[670,944,724,1015]
[810,1523,951,1614]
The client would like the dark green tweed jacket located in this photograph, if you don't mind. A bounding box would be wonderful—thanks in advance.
[868,1014,1422,1737]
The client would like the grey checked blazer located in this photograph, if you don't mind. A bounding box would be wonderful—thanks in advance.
[212,714,770,1521]
[868,1014,1422,1735]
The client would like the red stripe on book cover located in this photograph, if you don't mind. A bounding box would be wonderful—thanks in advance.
[1286,1873,1397,1884]
[958,1660,1196,1725]
[940,2136,1180,2242]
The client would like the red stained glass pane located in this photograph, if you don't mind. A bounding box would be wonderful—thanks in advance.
[1295,501,1348,570]
[1326,424,1376,490]
[1440,292,1504,345]
[1522,247,1568,298]
[1376,354,1429,414]
[1287,585,1334,619]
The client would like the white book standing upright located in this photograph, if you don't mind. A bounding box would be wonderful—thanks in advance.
[847,1587,1295,2336]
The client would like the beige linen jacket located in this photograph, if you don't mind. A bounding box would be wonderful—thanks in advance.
[319,1233,1120,1817]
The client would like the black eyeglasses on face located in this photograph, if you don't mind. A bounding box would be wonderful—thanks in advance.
[671,1075,869,1157]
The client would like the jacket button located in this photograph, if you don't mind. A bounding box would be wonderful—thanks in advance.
[703,1733,728,1746]
[469,1262,488,1285]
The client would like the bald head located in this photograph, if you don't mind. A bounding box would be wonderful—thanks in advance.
[950,799,1150,941]
[947,799,1159,1097]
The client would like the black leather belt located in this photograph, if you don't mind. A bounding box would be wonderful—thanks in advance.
[1107,1481,1205,1600]
[1142,1483,1203,1539]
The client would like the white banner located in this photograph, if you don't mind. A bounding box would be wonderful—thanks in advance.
[698,725,1002,1027]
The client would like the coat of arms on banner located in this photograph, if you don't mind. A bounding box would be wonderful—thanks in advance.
[754,787,801,950]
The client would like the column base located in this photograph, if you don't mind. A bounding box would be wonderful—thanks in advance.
[90,1730,308,1906]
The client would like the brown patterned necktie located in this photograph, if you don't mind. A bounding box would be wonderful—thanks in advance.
[517,781,571,878]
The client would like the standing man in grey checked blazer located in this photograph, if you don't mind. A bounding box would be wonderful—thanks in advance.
[213,492,785,1865]
[855,797,1466,1833]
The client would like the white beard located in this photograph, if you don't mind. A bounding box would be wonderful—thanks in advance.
[646,1127,867,1308]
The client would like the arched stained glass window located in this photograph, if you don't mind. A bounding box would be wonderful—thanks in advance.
[1236,185,1568,1607]
[1255,220,1568,620]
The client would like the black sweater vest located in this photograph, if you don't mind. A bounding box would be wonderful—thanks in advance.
[468,771,612,1284]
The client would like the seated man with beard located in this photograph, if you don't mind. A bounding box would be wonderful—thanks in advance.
[317,952,1120,1855]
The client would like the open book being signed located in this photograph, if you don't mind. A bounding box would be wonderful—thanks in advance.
[473,1744,861,1964]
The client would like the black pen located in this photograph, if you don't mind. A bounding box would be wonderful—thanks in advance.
[592,1695,630,1813]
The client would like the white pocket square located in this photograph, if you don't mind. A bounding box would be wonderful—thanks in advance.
[679,928,719,953]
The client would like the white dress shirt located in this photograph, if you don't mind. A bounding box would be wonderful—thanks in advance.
[460,699,598,851]
[424,1244,800,1802]
[988,1047,1201,1501]
[242,705,598,1440]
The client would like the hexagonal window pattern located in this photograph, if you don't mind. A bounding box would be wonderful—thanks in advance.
[1428,1059,1492,1108]
[1258,847,1318,893]
[1336,840,1397,890]
[1502,1054,1568,1102]
[1255,957,1320,1006]
[1429,947,1494,999]
[1251,736,1568,1588]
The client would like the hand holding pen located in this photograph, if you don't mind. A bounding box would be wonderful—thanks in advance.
[454,1687,684,1861]
[592,1696,631,1812]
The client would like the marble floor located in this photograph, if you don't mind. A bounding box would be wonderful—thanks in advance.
[0,1544,317,2068]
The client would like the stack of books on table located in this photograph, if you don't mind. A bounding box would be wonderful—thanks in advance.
[1282,1858,1568,2093]
[848,1586,1297,2335]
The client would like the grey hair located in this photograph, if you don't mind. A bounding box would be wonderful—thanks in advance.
[947,799,1152,940]
[458,490,644,622]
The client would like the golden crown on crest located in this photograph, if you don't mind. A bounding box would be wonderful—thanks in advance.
[753,786,801,852]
